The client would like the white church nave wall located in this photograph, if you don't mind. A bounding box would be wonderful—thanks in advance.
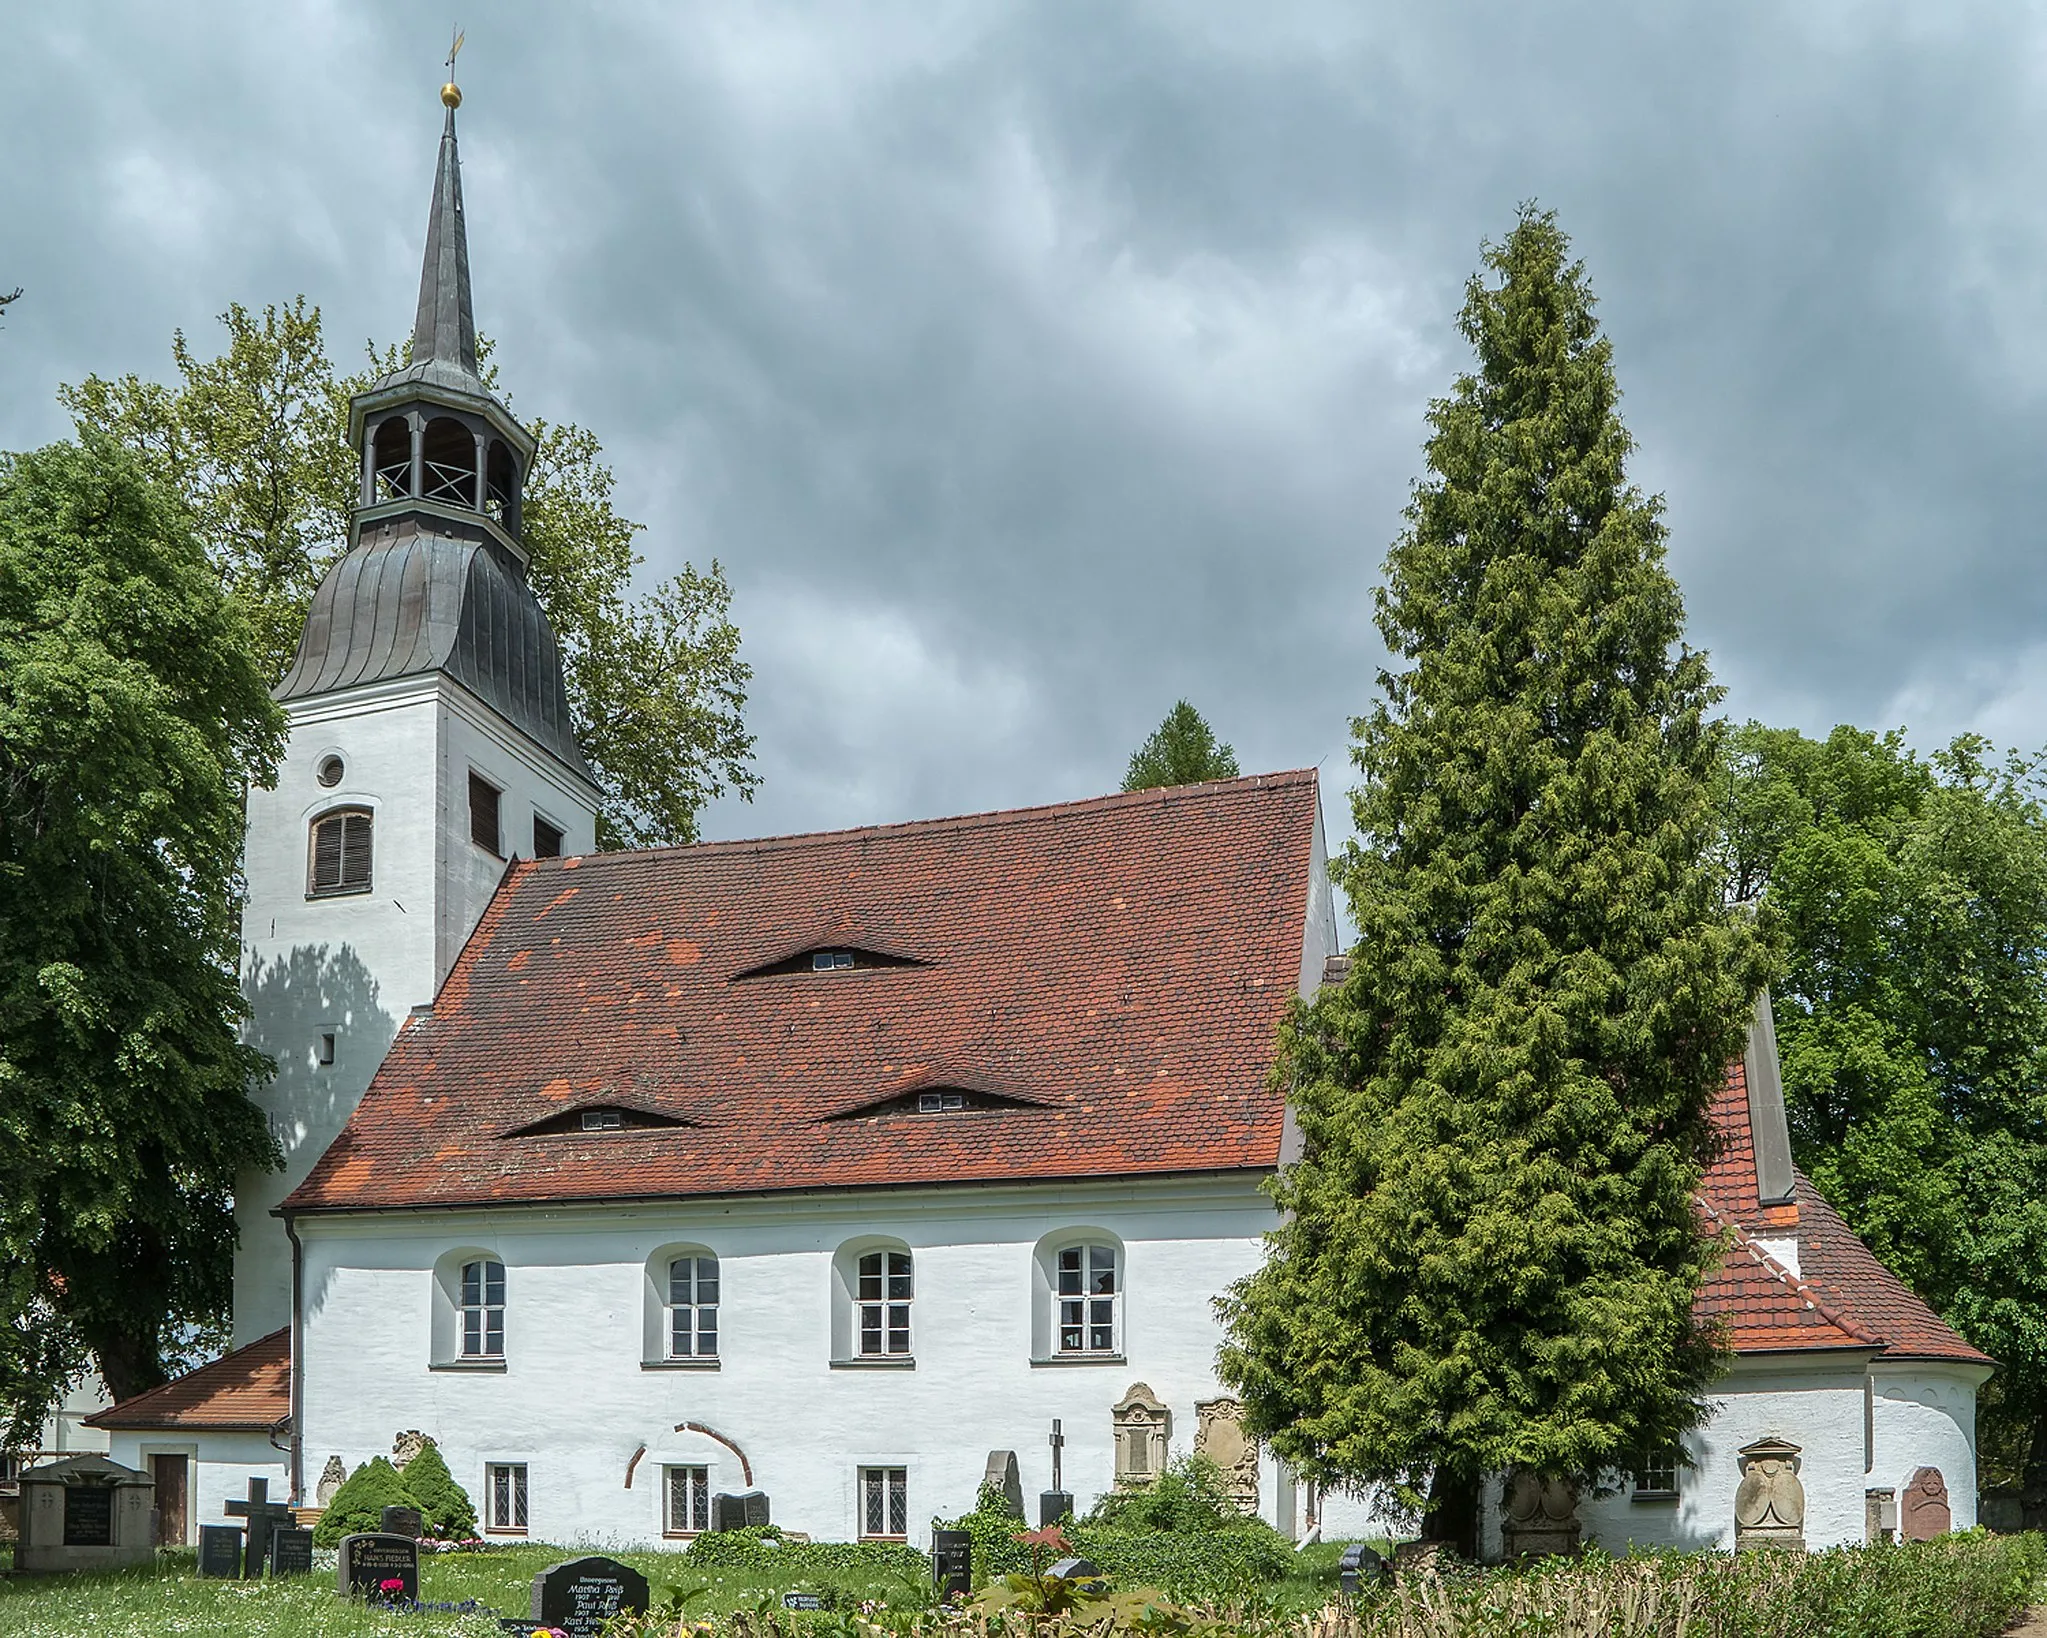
[293,1178,1277,1544]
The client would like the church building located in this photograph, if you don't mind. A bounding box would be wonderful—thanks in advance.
[90,88,1988,1559]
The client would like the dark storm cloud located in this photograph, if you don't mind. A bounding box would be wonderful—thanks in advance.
[5,3,2045,843]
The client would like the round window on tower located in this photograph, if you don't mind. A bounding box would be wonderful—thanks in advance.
[317,755,345,788]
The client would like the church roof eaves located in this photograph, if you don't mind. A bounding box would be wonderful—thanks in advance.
[84,1329,290,1431]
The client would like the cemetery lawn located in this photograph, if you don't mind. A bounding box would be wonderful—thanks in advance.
[0,1542,942,1636]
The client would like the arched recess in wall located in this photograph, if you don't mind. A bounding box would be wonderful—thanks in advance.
[429,1245,505,1365]
[1031,1227,1126,1361]
[420,416,476,506]
[830,1236,914,1363]
[642,1242,720,1364]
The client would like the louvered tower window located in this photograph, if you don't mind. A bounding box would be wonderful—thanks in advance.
[308,809,373,897]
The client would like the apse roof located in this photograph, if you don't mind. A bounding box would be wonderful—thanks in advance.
[283,770,1322,1214]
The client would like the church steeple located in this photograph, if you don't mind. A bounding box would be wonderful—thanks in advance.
[410,102,479,379]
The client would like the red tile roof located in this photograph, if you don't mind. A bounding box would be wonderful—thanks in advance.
[285,771,1322,1214]
[1696,1062,1989,1366]
[85,1330,290,1431]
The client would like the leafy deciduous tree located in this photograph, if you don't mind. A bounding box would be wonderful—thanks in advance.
[0,436,284,1426]
[1122,700,1240,791]
[1218,209,1768,1546]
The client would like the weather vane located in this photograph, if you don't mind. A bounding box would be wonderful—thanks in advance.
[441,27,465,108]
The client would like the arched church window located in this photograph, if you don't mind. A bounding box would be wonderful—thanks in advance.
[857,1249,912,1357]
[421,416,477,507]
[308,808,373,897]
[1055,1243,1120,1355]
[371,417,411,500]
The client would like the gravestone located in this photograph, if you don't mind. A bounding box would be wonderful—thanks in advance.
[271,1526,315,1577]
[710,1488,770,1531]
[1902,1467,1951,1541]
[1041,1415,1072,1525]
[530,1554,651,1638]
[381,1503,424,1539]
[932,1528,972,1600]
[1046,1556,1104,1589]
[15,1454,155,1573]
[224,1476,296,1577]
[198,1523,244,1578]
[1193,1398,1260,1512]
[1865,1488,1897,1544]
[337,1530,420,1603]
[1338,1543,1387,1597]
[1733,1437,1806,1551]
[1111,1383,1169,1488]
[982,1450,1025,1517]
[1500,1470,1581,1559]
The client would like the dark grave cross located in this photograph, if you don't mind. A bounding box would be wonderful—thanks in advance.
[1040,1417,1072,1528]
[224,1476,296,1578]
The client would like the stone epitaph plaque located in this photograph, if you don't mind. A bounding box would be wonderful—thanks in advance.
[1111,1383,1170,1487]
[337,1531,420,1602]
[531,1555,651,1638]
[270,1526,314,1577]
[1902,1467,1951,1541]
[1734,1437,1806,1551]
[1193,1399,1259,1512]
[198,1523,244,1578]
[16,1454,155,1573]
[932,1528,972,1600]
[1500,1471,1581,1559]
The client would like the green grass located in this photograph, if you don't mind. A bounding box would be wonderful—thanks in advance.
[0,1542,933,1636]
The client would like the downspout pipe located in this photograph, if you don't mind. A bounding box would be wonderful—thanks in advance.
[284,1212,305,1506]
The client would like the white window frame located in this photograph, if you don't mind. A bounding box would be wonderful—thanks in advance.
[665,1464,710,1537]
[486,1462,528,1534]
[460,1258,505,1359]
[1632,1447,1681,1500]
[1054,1242,1121,1356]
[860,1466,908,1540]
[857,1250,912,1357]
[667,1254,719,1359]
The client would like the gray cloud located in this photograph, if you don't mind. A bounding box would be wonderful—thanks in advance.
[6,2,2046,847]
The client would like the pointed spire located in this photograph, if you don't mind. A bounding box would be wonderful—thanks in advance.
[410,101,479,377]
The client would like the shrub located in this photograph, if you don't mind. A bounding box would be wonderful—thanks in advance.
[312,1456,415,1547]
[685,1525,930,1585]
[1083,1456,1251,1534]
[397,1440,477,1540]
[1071,1524,1296,1602]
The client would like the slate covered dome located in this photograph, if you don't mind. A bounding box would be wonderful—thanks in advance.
[276,517,592,780]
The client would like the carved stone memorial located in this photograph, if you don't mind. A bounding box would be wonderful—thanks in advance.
[1902,1467,1951,1541]
[1500,1470,1581,1559]
[530,1554,651,1638]
[1733,1437,1806,1550]
[336,1530,420,1602]
[1193,1398,1259,1512]
[1865,1488,1896,1544]
[316,1455,348,1507]
[15,1454,155,1573]
[1112,1383,1170,1487]
[391,1430,430,1471]
[983,1450,1026,1518]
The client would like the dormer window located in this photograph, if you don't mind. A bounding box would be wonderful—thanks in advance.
[581,1109,625,1132]
[813,950,855,972]
[917,1090,966,1114]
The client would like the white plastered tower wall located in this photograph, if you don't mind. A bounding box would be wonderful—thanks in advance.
[234,673,598,1344]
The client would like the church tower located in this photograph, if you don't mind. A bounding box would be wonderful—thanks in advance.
[233,85,601,1343]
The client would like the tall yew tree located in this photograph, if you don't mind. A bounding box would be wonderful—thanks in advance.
[1219,210,1768,1543]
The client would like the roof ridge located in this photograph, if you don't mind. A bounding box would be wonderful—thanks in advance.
[546,768,1321,870]
[1702,1201,1882,1348]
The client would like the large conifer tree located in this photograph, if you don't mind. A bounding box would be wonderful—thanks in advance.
[1218,209,1767,1544]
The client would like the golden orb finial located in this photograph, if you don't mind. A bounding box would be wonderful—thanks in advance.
[440,28,465,109]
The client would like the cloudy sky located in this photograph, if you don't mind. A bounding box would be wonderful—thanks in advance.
[6,3,2046,844]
